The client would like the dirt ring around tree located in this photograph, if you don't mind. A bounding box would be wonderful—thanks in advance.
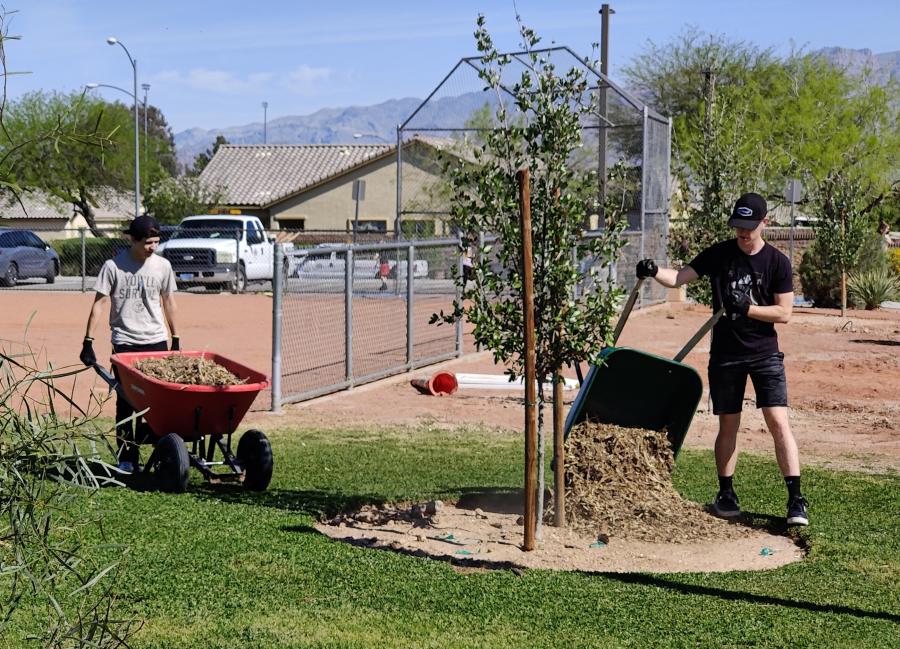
[316,500,805,574]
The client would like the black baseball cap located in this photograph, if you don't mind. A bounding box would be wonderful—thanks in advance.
[728,192,767,229]
[122,215,161,240]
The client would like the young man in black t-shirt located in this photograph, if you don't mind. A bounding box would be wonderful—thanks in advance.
[636,192,809,526]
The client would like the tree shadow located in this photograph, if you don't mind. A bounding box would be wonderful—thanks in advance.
[186,484,385,519]
[597,572,900,623]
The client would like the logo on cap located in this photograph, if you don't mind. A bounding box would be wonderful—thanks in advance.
[736,206,753,217]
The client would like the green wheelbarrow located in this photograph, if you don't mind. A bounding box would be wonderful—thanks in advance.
[565,278,725,458]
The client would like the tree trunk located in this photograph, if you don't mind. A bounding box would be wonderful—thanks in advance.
[552,371,566,527]
[841,270,847,317]
[75,188,106,238]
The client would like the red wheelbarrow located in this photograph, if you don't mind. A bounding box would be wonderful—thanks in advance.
[93,351,272,493]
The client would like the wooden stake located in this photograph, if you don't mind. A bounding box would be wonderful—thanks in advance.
[518,168,537,552]
[553,371,566,527]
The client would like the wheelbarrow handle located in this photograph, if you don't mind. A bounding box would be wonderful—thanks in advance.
[91,363,126,400]
[611,277,645,346]
[673,308,726,363]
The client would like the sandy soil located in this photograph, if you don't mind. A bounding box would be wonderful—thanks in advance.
[315,501,803,574]
[3,292,898,573]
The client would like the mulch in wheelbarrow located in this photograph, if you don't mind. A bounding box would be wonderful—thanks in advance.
[557,422,754,542]
[133,354,246,387]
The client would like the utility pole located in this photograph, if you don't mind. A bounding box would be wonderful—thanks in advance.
[262,101,268,144]
[597,4,614,228]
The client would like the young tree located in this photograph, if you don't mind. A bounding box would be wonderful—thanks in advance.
[773,55,900,313]
[625,29,778,304]
[144,175,226,224]
[433,16,628,533]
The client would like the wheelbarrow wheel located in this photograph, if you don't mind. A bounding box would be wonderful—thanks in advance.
[151,433,189,493]
[237,429,273,491]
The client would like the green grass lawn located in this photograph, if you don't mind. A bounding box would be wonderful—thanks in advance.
[4,423,899,648]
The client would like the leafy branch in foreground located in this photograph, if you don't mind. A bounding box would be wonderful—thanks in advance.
[1,343,140,647]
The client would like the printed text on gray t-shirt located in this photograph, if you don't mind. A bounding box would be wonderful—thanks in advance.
[94,251,177,346]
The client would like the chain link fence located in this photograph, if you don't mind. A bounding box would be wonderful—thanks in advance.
[271,239,462,408]
[396,45,672,307]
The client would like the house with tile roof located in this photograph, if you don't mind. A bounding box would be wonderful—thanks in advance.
[198,138,454,235]
[0,191,137,239]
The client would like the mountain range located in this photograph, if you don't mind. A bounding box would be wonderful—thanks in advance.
[173,47,900,167]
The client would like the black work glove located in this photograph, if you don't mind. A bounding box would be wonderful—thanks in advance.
[635,259,658,279]
[724,289,751,317]
[171,335,180,352]
[79,337,96,366]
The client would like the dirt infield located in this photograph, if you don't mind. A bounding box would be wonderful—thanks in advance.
[2,291,898,472]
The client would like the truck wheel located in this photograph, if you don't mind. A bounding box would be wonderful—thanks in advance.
[2,263,18,287]
[151,433,189,493]
[231,264,247,294]
[237,429,273,491]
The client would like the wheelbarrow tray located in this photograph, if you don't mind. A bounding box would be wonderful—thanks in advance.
[110,351,269,441]
[564,346,703,457]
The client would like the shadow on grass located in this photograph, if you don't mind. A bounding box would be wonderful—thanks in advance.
[185,484,525,520]
[598,572,900,624]
[186,484,384,518]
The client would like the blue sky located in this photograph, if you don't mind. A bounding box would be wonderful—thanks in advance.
[7,1,899,134]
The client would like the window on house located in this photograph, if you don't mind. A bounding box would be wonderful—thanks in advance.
[352,220,387,233]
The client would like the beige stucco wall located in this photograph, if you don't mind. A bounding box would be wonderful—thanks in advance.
[269,148,448,235]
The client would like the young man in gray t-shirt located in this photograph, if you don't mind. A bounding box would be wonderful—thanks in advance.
[80,215,179,473]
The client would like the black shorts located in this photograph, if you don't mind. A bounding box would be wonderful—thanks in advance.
[708,352,788,415]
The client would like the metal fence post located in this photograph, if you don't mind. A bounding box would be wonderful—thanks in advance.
[271,243,283,413]
[234,230,240,293]
[406,243,414,368]
[79,228,86,292]
[455,240,463,356]
[345,247,354,384]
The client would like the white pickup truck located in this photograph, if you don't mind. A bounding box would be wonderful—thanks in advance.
[157,215,294,292]
[294,243,428,279]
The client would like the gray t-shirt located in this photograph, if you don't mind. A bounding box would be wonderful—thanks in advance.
[95,250,177,346]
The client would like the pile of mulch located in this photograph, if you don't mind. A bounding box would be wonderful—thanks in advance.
[561,422,752,542]
[133,354,246,387]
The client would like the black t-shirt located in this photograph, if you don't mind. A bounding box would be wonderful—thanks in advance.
[688,239,793,360]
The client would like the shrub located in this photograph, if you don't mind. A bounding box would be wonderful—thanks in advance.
[848,267,900,309]
[51,237,128,276]
[1,344,138,646]
[889,247,900,276]
[799,233,889,307]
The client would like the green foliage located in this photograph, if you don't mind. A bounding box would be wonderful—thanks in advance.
[144,175,226,225]
[433,16,626,386]
[847,267,900,309]
[2,90,176,236]
[0,345,137,646]
[668,94,766,305]
[190,134,228,176]
[50,237,128,276]
[889,248,900,276]
[799,233,888,307]
[627,30,900,309]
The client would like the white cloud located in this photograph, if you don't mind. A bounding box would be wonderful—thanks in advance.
[151,65,331,96]
[150,68,274,94]
[287,64,331,84]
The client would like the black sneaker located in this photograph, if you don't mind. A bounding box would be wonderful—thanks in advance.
[712,490,741,518]
[787,496,809,526]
